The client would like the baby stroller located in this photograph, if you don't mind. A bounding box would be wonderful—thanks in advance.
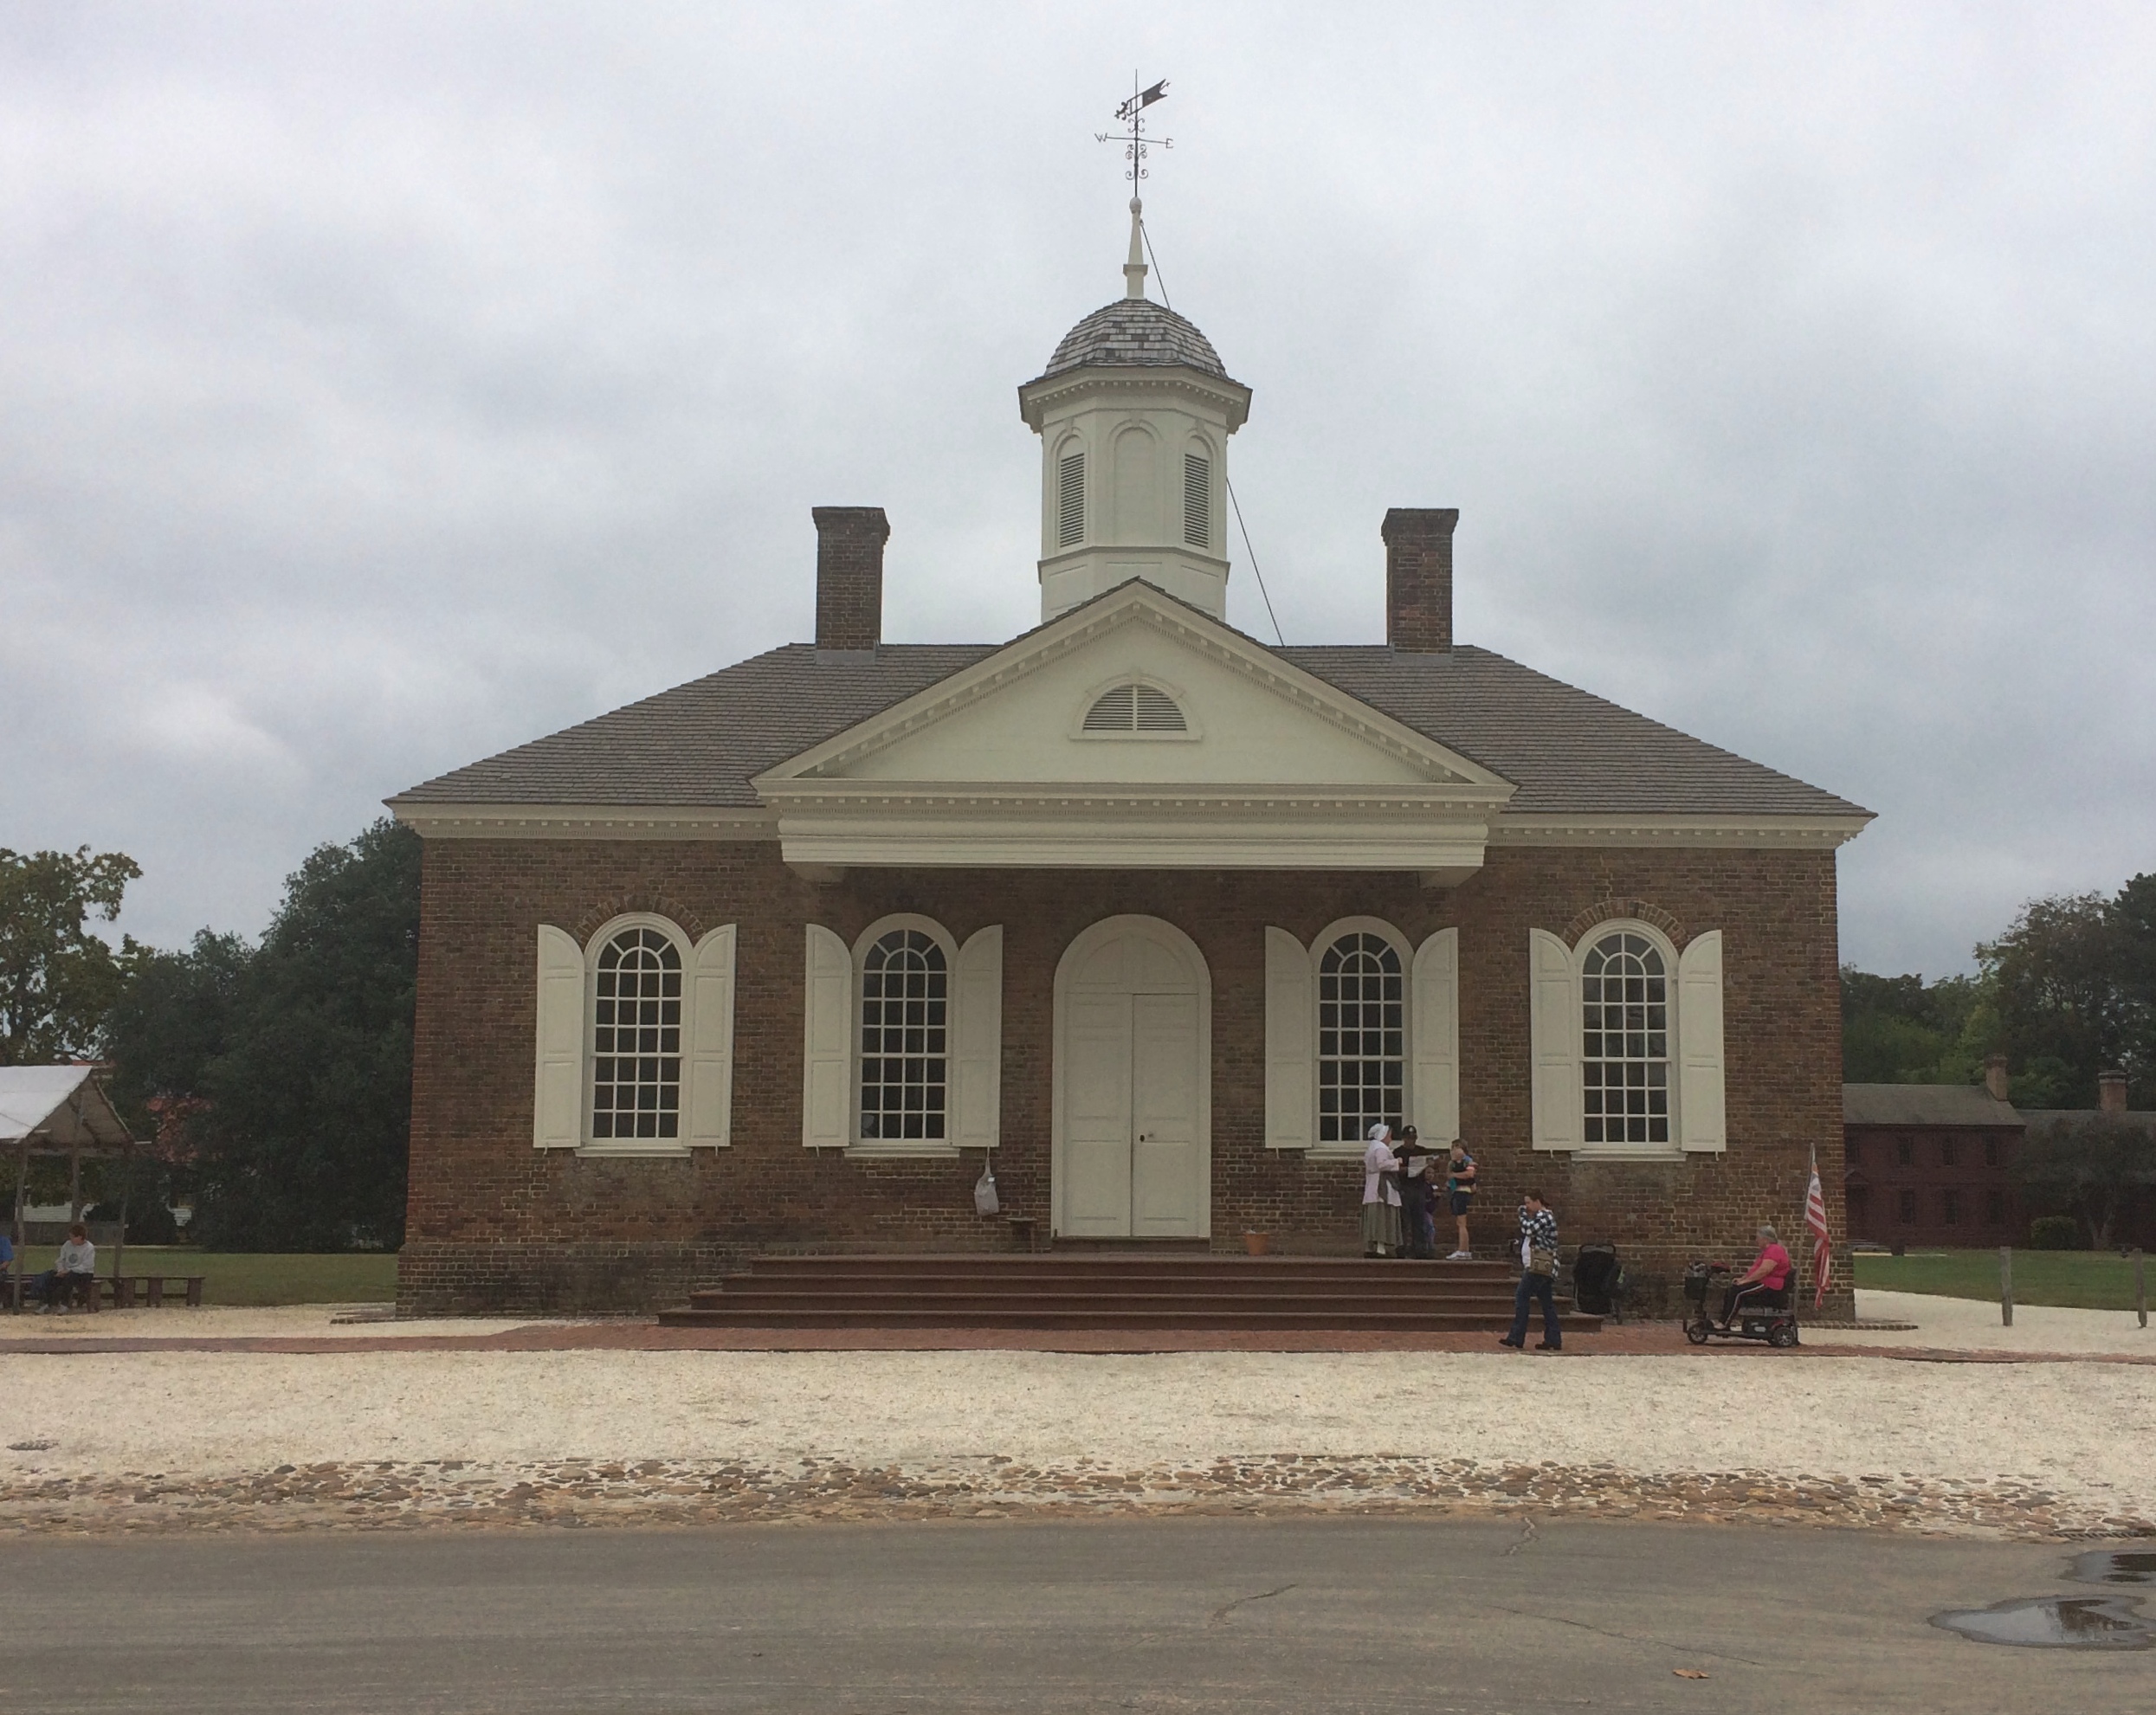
[1572,1242,1625,1321]
[1682,1260,1798,1348]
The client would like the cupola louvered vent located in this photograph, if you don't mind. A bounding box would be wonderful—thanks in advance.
[1081,683,1187,734]
[1184,454,1211,548]
[1057,452,1086,548]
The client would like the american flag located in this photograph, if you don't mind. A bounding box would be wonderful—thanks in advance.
[1804,1147,1833,1308]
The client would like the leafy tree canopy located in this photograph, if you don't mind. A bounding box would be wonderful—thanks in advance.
[0,846,140,1065]
[1843,872,2154,1108]
[104,819,420,1251]
[2018,1112,2156,1249]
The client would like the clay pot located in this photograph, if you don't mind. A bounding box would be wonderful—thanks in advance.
[1243,1231,1272,1256]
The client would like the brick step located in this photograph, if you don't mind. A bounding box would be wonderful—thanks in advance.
[735,1258,1515,1280]
[711,1249,1517,1275]
[658,1306,1602,1332]
[684,1288,1528,1314]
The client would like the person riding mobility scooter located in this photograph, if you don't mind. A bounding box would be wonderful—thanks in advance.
[1683,1223,1800,1348]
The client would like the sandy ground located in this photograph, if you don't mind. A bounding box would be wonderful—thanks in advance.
[3,1344,2151,1505]
[1810,1289,2156,1354]
[2,1290,2151,1536]
[4,1287,2146,1351]
[0,1303,556,1340]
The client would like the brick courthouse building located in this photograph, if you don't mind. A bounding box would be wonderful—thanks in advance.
[391,211,1871,1314]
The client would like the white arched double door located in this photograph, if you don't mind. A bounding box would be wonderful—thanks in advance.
[1053,916,1211,1239]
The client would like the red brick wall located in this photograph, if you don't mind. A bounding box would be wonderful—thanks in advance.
[1843,1124,2026,1248]
[400,839,1851,1316]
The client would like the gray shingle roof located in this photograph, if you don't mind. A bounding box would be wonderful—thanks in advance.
[1276,648,1868,817]
[1843,1084,2023,1127]
[392,636,1867,821]
[1040,299,1230,380]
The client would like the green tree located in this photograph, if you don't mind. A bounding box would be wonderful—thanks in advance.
[2018,1112,2156,1249]
[1839,966,1984,1083]
[1980,892,2138,1108]
[0,846,141,1064]
[104,820,421,1251]
[2113,871,2156,1097]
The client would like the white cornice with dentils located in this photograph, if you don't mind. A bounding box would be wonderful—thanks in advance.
[1017,366,1253,433]
[391,804,775,841]
[754,583,1516,795]
[1488,813,1872,849]
[392,801,1869,854]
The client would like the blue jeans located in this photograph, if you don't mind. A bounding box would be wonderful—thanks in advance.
[1506,1271,1561,1348]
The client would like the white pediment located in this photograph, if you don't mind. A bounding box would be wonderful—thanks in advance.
[754,583,1514,878]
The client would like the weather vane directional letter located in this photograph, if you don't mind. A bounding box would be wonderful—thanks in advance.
[1096,74,1170,184]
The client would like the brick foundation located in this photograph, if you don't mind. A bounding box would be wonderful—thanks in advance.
[400,841,1853,1318]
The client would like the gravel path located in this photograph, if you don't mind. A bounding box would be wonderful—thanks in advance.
[3,1343,2150,1539]
[3,1290,2149,1540]
[1809,1289,2154,1353]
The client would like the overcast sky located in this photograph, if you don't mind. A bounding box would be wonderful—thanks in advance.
[3,2,2151,977]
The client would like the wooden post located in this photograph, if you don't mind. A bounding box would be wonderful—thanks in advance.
[113,1139,131,1290]
[9,1142,25,1313]
[68,1146,81,1226]
[2000,1245,2013,1328]
[2136,1248,2146,1331]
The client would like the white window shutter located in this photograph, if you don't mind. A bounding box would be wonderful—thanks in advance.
[1263,927,1313,1150]
[802,924,852,1148]
[687,925,737,1148]
[1678,930,1727,1152]
[1411,927,1461,1144]
[1528,928,1580,1151]
[533,925,584,1149]
[952,925,1004,1149]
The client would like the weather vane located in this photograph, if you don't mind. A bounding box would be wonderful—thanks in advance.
[1096,74,1170,184]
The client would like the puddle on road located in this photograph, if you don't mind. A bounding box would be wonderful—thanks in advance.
[2069,1549,2156,1586]
[1931,1596,2154,1650]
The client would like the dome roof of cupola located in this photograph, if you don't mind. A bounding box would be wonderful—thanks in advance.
[1040,298,1229,380]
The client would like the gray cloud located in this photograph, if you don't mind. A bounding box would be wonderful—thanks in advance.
[3,2,2150,977]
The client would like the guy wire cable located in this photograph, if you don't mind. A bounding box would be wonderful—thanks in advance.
[1141,218,1288,648]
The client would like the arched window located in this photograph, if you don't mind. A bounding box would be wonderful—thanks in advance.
[591,926,682,1140]
[860,927,948,1141]
[1317,932,1404,1144]
[1082,682,1187,732]
[1581,931,1669,1146]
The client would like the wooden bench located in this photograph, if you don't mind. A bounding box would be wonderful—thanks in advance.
[105,1275,207,1309]
[3,1274,206,1312]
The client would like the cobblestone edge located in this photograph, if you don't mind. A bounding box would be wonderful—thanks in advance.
[3,1456,2146,1542]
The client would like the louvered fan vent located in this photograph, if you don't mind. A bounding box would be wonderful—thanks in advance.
[1058,452,1086,548]
[1082,683,1187,732]
[1183,454,1210,548]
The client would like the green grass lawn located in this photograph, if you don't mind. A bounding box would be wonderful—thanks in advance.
[1855,1247,2149,1311]
[8,1248,397,1306]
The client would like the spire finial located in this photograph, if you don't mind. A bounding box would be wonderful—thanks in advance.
[1098,77,1170,300]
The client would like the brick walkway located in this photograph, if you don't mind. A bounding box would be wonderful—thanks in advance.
[0,1320,2149,1363]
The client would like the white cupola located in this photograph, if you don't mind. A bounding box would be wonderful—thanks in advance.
[1018,198,1252,622]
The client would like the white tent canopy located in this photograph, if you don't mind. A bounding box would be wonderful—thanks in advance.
[0,1066,133,1151]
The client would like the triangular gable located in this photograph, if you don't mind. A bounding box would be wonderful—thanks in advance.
[757,582,1514,801]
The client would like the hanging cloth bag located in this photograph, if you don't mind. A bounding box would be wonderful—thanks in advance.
[973,1159,1001,1216]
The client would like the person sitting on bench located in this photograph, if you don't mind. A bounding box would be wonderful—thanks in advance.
[37,1223,98,1313]
[1722,1224,1792,1325]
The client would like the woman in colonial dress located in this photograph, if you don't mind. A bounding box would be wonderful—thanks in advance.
[1360,1123,1403,1258]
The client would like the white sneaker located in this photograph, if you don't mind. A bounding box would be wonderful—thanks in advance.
[1447,1250,1472,1260]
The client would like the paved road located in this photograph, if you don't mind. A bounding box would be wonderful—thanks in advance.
[3,1518,2146,1712]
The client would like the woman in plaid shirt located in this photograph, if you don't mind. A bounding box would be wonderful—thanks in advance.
[1498,1192,1562,1351]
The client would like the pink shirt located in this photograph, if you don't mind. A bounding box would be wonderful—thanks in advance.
[1753,1242,1792,1291]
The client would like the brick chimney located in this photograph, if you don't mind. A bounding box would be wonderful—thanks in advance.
[813,506,889,655]
[1984,1054,2010,1101]
[1382,508,1458,653]
[2099,1068,2129,1113]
